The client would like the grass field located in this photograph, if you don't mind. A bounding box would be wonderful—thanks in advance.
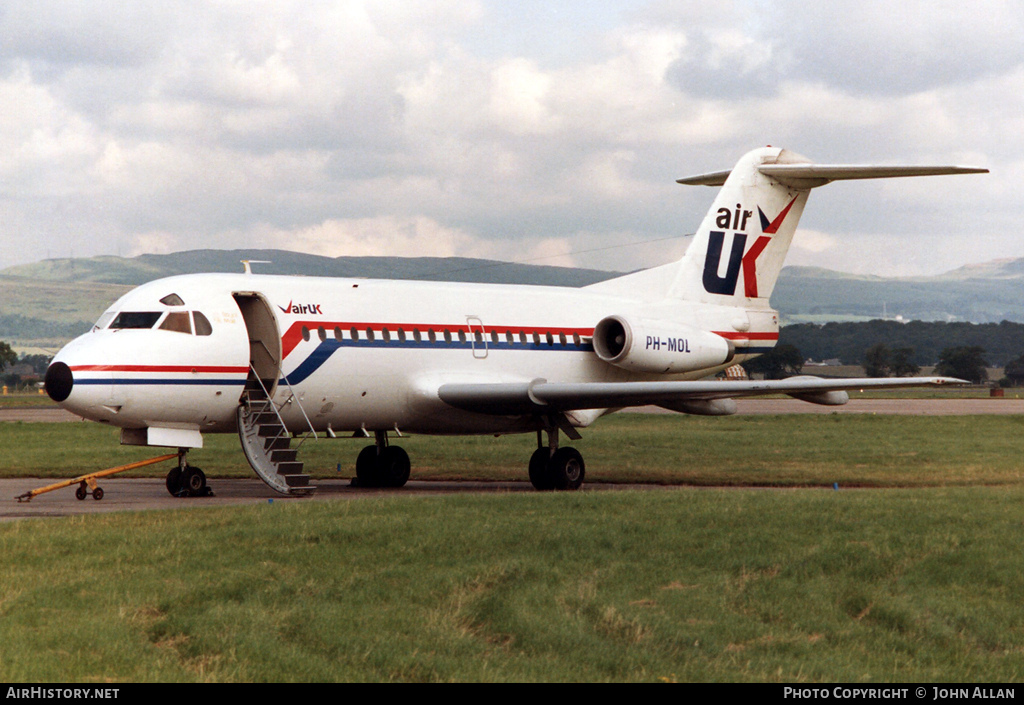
[2,488,1024,681]
[3,413,1024,682]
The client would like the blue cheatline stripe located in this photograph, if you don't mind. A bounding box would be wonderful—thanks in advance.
[281,337,595,385]
[76,379,247,386]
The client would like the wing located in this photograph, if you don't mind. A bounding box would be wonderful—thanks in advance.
[437,375,966,416]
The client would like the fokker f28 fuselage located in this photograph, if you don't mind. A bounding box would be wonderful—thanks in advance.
[45,147,986,495]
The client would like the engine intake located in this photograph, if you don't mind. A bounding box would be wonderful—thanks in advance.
[593,315,734,374]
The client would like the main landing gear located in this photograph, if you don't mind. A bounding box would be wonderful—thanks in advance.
[347,425,584,492]
[528,426,585,491]
[353,430,411,488]
[165,449,212,497]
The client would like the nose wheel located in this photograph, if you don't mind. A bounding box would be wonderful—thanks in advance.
[165,450,212,497]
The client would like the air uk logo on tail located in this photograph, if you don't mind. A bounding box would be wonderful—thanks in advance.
[702,197,797,297]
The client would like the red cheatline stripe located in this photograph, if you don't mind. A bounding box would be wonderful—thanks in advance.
[713,331,778,341]
[69,365,248,374]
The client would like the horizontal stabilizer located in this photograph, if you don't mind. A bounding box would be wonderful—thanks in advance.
[678,163,988,189]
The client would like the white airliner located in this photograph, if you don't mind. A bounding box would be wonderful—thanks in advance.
[44,147,986,496]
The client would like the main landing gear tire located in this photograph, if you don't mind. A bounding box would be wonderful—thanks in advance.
[354,445,411,488]
[528,447,585,491]
[529,448,554,491]
[355,446,379,486]
[549,447,585,491]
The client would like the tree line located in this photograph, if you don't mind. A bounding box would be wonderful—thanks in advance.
[743,320,1024,385]
[0,342,52,390]
[779,320,1024,367]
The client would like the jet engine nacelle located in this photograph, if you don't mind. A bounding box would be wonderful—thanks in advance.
[592,315,735,374]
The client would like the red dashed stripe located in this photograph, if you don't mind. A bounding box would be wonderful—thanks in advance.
[281,321,598,359]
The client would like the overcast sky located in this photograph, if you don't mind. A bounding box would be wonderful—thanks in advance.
[1,0,1021,276]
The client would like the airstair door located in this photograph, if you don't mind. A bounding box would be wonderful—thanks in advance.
[233,293,282,398]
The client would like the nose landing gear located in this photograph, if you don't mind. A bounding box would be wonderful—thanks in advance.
[165,449,212,497]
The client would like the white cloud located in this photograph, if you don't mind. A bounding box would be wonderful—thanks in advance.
[0,0,1021,279]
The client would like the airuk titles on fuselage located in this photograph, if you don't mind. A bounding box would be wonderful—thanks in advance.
[278,301,323,315]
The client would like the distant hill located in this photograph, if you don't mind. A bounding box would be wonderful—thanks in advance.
[3,249,1024,348]
[1,249,619,287]
[0,250,622,347]
[772,262,1024,324]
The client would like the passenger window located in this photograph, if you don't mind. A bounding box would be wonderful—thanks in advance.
[110,312,162,329]
[318,327,327,342]
[159,312,192,334]
[193,312,213,336]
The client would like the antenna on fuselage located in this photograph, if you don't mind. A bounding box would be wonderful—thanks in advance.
[241,260,271,274]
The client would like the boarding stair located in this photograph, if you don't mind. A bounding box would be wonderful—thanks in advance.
[237,384,316,496]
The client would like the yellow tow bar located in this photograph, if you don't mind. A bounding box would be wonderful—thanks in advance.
[15,454,179,503]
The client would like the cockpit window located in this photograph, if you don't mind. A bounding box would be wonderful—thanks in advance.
[93,311,116,331]
[193,312,213,336]
[159,312,192,334]
[110,312,162,329]
[160,293,185,306]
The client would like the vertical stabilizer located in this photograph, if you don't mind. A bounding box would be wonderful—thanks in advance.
[668,147,810,307]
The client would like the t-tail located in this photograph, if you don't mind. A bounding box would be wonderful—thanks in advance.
[590,146,987,306]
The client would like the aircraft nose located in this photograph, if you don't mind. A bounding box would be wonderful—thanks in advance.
[45,362,74,402]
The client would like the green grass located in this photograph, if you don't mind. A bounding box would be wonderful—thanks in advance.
[2,488,1024,681]
[0,393,55,407]
[4,414,1024,487]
